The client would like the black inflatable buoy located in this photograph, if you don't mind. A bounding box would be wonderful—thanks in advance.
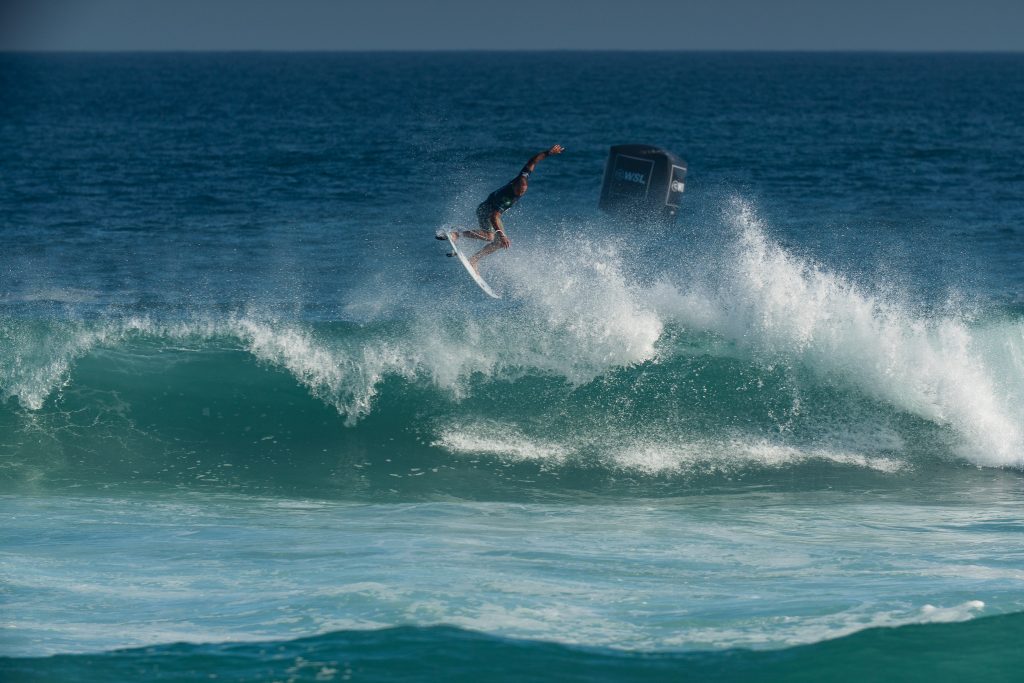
[598,144,687,223]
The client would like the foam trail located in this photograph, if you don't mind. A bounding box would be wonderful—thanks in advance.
[433,421,570,464]
[433,420,905,475]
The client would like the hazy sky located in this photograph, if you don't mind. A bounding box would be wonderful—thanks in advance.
[3,0,1023,51]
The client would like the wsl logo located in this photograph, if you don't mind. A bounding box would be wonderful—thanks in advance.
[615,168,647,185]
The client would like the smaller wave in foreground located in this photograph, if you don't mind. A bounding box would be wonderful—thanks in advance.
[3,609,1021,683]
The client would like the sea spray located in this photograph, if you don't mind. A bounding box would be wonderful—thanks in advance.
[718,199,1023,466]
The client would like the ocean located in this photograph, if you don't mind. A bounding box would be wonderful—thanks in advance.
[1,52,1022,681]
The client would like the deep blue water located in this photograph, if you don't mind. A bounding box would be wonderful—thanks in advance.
[1,52,1023,680]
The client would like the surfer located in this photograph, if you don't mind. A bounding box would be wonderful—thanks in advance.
[438,144,564,270]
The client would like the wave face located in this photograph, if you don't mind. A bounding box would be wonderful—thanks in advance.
[2,199,1021,498]
[4,612,1023,683]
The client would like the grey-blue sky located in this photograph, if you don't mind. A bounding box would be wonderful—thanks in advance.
[3,0,1023,51]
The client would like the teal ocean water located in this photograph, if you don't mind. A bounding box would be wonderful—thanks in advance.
[1,53,1023,680]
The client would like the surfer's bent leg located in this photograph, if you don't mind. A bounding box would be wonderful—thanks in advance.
[458,205,504,243]
[457,229,495,242]
[469,240,503,269]
[469,212,510,268]
[454,204,500,243]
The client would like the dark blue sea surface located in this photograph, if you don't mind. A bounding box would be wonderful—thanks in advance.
[1,52,1022,680]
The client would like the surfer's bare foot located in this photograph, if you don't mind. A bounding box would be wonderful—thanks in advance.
[448,231,459,243]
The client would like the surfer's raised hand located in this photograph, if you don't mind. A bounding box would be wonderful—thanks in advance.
[521,146,564,175]
[496,229,511,249]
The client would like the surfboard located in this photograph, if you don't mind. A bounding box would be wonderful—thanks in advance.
[443,231,501,299]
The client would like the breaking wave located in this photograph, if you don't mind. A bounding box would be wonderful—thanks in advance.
[2,198,1021,490]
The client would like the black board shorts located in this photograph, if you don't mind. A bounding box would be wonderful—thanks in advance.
[475,202,498,231]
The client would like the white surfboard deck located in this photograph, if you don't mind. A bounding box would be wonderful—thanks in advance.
[445,232,501,299]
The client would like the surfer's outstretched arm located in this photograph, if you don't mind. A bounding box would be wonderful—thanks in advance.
[520,144,564,175]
